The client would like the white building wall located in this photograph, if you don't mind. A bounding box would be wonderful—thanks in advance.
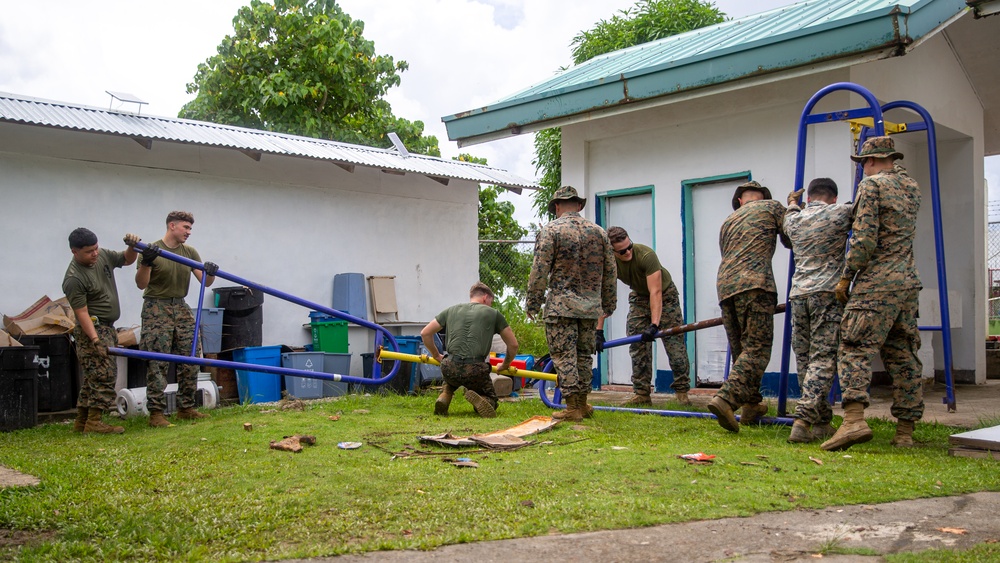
[0,124,480,376]
[563,37,986,384]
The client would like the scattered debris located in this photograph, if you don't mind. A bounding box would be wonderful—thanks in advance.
[353,409,370,414]
[270,434,317,453]
[449,459,479,468]
[243,423,253,432]
[337,441,363,450]
[679,453,715,462]
[938,527,968,535]
[611,446,628,450]
[328,415,340,421]
[419,415,558,449]
[520,500,535,508]
[740,462,761,466]
[278,392,305,411]
[808,456,823,465]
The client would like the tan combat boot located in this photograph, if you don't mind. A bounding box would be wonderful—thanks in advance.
[579,392,594,418]
[787,419,813,443]
[552,394,584,422]
[622,392,652,407]
[464,389,497,418]
[740,402,769,426]
[73,406,88,433]
[674,391,692,406]
[707,396,739,433]
[176,407,209,420]
[820,402,873,451]
[83,408,125,434]
[434,383,455,416]
[812,423,836,441]
[148,410,171,428]
[891,419,915,448]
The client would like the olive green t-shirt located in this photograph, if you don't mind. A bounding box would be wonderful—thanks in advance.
[62,248,127,323]
[142,240,202,299]
[615,243,671,297]
[434,302,509,360]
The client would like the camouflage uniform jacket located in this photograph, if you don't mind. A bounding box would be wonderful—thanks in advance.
[716,199,790,302]
[844,167,922,294]
[526,212,617,320]
[784,201,853,298]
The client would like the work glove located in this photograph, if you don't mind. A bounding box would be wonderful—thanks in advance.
[141,245,160,266]
[123,233,141,247]
[641,323,660,342]
[834,278,852,304]
[203,262,219,277]
[595,329,606,351]
[787,188,805,207]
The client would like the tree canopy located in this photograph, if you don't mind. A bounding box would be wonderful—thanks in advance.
[531,0,726,219]
[181,0,439,155]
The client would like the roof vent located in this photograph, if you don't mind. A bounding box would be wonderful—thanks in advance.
[105,91,148,115]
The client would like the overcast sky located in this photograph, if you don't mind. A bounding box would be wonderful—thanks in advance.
[1,0,996,223]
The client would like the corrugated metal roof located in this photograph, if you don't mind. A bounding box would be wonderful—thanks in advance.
[0,92,538,191]
[443,0,968,145]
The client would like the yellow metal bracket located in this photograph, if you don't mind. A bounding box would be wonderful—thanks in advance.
[847,118,907,142]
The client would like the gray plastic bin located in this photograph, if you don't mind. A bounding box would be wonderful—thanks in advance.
[280,352,324,399]
[322,353,351,397]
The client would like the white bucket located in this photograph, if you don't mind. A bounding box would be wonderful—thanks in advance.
[116,381,218,417]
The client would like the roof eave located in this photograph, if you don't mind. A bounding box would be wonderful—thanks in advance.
[445,0,968,146]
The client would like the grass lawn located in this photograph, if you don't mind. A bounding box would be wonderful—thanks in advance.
[1,391,998,562]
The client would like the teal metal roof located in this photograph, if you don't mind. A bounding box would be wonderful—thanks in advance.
[443,0,969,146]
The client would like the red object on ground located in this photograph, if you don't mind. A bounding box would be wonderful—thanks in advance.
[489,357,527,370]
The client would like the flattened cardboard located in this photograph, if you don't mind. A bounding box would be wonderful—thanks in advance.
[0,329,22,347]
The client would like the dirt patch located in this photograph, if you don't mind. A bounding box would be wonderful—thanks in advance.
[0,465,39,488]
[0,528,57,548]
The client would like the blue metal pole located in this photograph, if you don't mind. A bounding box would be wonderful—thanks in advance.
[130,241,401,379]
[881,100,955,411]
[779,82,885,416]
[190,269,209,357]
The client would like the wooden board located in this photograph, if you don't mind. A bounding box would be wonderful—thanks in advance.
[948,446,1000,460]
[948,424,1000,450]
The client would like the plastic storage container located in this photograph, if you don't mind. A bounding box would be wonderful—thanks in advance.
[17,334,77,412]
[280,352,324,399]
[232,345,281,403]
[214,287,264,351]
[332,273,367,320]
[360,351,410,395]
[322,352,351,397]
[309,317,349,353]
[0,346,40,431]
[198,308,224,354]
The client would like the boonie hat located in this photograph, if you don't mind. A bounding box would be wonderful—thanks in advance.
[851,135,904,162]
[731,181,772,210]
[547,185,587,216]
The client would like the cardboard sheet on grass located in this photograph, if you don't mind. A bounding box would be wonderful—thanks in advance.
[419,415,558,451]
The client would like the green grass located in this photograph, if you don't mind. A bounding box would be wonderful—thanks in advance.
[886,543,1000,562]
[1,393,998,562]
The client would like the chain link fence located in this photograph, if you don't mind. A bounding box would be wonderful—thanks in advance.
[989,222,1000,324]
[478,239,548,356]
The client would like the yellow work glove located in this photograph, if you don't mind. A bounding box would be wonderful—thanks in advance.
[787,188,805,207]
[834,278,852,304]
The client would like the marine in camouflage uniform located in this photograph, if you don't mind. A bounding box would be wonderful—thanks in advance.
[822,136,923,452]
[62,228,139,434]
[602,226,690,405]
[421,282,519,418]
[708,181,790,432]
[527,186,617,420]
[136,211,217,426]
[783,178,853,441]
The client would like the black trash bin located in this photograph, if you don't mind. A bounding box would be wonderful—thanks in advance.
[17,334,77,412]
[214,286,264,351]
[0,346,41,431]
[361,352,411,395]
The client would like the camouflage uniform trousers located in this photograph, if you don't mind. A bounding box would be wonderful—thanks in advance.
[717,289,777,407]
[626,286,690,394]
[141,300,201,412]
[545,316,598,396]
[440,358,498,409]
[790,292,843,425]
[837,289,923,421]
[74,324,118,411]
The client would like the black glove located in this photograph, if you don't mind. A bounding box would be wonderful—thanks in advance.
[141,245,160,266]
[641,323,660,342]
[595,329,606,351]
[203,262,219,277]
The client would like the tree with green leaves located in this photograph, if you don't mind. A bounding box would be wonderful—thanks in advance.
[532,0,726,218]
[455,154,531,299]
[181,0,439,155]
